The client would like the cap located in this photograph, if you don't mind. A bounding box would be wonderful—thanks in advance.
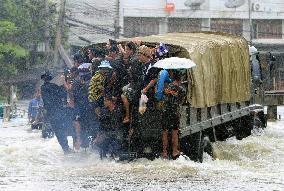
[73,53,83,62]
[40,70,53,81]
[98,60,112,69]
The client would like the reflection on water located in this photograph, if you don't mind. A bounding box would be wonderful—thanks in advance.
[0,108,284,191]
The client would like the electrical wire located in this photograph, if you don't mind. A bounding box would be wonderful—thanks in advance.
[63,1,284,43]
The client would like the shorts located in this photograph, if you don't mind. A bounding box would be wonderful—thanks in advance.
[161,109,180,131]
[122,83,134,101]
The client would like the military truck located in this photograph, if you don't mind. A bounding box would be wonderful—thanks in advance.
[84,32,266,162]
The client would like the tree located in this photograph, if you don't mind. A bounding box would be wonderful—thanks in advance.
[0,0,62,71]
[0,21,28,78]
[0,0,66,99]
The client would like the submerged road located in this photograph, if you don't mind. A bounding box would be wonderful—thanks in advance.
[0,103,284,191]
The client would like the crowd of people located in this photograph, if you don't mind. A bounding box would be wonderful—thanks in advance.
[39,38,185,160]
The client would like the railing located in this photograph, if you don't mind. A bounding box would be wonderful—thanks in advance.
[264,77,284,92]
[1,104,26,122]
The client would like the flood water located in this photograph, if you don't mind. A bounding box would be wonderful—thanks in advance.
[0,103,284,191]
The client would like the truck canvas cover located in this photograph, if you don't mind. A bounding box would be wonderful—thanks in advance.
[138,32,251,108]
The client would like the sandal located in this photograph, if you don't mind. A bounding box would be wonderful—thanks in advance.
[123,117,130,124]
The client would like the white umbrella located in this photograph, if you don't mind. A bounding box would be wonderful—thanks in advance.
[249,45,258,55]
[153,57,196,69]
[78,62,92,69]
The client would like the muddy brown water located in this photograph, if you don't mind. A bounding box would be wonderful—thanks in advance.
[0,105,283,191]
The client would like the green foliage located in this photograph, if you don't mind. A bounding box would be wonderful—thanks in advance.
[0,0,67,99]
[0,43,28,58]
[0,21,17,42]
[0,0,61,70]
[0,20,28,78]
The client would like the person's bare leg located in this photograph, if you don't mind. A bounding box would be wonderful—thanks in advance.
[172,130,180,159]
[161,130,168,158]
[121,95,130,123]
[73,121,81,150]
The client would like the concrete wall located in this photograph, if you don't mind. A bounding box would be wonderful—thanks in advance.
[121,0,284,19]
[283,20,284,39]
[120,0,284,40]
[65,0,284,45]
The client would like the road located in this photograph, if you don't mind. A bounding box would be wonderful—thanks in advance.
[0,103,284,191]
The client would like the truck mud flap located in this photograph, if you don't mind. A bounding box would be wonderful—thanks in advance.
[118,152,138,161]
[139,108,162,139]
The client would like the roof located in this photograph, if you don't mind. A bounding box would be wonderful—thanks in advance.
[137,32,251,107]
[136,32,248,55]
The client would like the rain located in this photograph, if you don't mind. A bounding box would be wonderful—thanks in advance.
[1,0,284,190]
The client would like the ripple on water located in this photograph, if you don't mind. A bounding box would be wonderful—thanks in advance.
[0,106,284,190]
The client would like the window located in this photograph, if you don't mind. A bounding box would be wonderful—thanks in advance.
[253,20,282,39]
[210,19,243,36]
[123,17,159,38]
[168,18,201,32]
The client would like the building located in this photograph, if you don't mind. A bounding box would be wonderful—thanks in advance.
[118,0,284,90]
[119,0,284,44]
[63,0,284,90]
[64,0,284,45]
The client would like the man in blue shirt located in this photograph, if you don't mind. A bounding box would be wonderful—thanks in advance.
[28,91,43,129]
[155,69,172,101]
[155,70,184,159]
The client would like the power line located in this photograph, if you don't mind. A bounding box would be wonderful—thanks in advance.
[63,2,284,45]
[66,16,115,36]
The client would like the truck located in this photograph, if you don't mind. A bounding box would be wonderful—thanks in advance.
[84,32,267,162]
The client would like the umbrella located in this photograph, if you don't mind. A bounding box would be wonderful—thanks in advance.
[78,62,92,69]
[249,45,258,55]
[153,57,196,69]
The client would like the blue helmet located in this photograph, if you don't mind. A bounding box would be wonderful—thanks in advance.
[156,42,169,57]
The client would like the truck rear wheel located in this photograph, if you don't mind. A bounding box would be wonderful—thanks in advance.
[180,133,214,162]
[235,116,252,140]
[198,136,214,163]
[251,116,265,136]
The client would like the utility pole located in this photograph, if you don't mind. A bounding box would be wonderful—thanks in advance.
[248,0,253,42]
[114,0,120,39]
[53,0,66,68]
[44,0,50,67]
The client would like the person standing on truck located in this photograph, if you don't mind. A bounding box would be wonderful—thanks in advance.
[73,64,98,149]
[73,52,84,68]
[121,41,139,124]
[155,69,172,101]
[156,70,184,159]
[64,67,82,150]
[97,96,124,157]
[89,60,115,148]
[87,48,96,63]
[88,60,111,116]
[154,43,171,101]
[105,45,127,103]
[119,42,143,145]
[138,45,159,109]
